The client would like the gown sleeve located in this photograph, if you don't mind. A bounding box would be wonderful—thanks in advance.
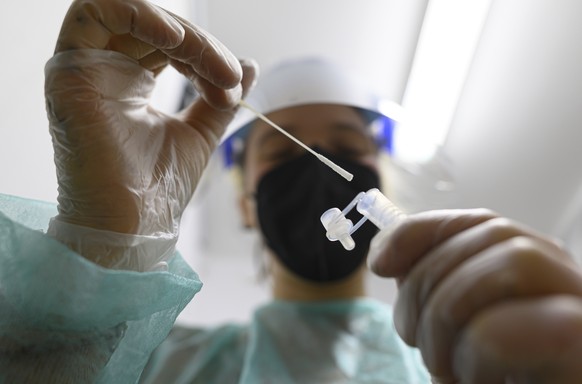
[0,193,203,384]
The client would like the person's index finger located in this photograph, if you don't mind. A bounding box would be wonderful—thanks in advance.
[55,0,241,90]
[454,297,582,383]
[55,0,185,53]
[371,209,498,278]
[129,3,186,49]
[162,11,243,89]
[98,1,186,49]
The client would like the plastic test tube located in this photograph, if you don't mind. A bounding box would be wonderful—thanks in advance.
[320,188,406,250]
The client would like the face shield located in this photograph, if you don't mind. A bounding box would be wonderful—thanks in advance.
[220,57,398,167]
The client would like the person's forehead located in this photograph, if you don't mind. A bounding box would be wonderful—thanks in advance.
[246,104,370,146]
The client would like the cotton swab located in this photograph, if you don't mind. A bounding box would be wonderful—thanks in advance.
[238,100,354,182]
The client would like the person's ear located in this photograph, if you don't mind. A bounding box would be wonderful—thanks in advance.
[238,193,257,229]
[230,165,257,229]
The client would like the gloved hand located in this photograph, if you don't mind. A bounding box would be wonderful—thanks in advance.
[370,210,582,383]
[45,0,257,271]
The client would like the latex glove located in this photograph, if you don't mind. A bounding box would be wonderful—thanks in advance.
[370,210,582,383]
[45,0,257,271]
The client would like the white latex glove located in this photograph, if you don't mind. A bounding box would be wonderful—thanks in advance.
[370,210,582,384]
[45,0,257,271]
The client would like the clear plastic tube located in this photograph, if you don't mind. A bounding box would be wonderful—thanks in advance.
[356,188,406,230]
[320,188,406,250]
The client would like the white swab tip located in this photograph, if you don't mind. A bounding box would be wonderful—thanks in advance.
[317,154,353,181]
[239,100,354,182]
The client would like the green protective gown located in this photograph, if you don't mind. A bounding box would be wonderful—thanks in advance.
[0,193,430,383]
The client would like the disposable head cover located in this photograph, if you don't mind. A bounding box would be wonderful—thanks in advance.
[223,57,393,143]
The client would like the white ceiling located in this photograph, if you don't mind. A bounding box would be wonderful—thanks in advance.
[190,0,429,104]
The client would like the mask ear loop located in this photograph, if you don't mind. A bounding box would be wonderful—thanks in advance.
[320,192,369,251]
[252,233,271,283]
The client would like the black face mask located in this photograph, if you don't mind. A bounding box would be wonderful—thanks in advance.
[256,149,381,282]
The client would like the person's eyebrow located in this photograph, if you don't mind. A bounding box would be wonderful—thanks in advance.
[255,124,295,148]
[328,122,376,144]
[330,121,369,134]
[254,120,370,148]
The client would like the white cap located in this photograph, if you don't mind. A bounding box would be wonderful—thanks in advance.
[222,57,388,141]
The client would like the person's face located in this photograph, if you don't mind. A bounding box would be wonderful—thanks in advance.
[239,103,379,228]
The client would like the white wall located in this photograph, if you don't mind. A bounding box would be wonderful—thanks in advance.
[195,0,429,103]
[0,0,71,202]
[444,0,582,250]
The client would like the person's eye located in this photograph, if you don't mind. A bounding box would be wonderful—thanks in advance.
[340,147,364,155]
[260,146,300,163]
[335,145,371,158]
[331,133,376,159]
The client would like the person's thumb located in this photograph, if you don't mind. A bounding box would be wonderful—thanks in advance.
[179,58,259,144]
[453,296,582,384]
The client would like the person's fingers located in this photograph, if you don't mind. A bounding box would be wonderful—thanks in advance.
[170,59,241,110]
[238,59,260,98]
[55,0,185,53]
[162,10,242,89]
[138,50,170,75]
[179,58,259,142]
[393,217,567,345]
[370,209,498,278]
[414,237,582,381]
[453,296,582,384]
[106,33,158,61]
[55,0,241,90]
